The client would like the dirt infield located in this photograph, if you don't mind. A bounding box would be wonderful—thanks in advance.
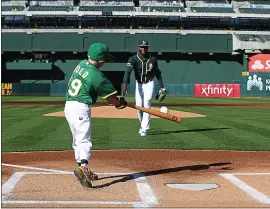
[2,101,270,108]
[2,150,270,208]
[43,106,206,119]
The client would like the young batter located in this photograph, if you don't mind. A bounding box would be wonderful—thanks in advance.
[121,40,167,136]
[64,42,127,188]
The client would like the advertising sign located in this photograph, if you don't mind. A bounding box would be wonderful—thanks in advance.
[194,84,240,98]
[2,83,12,96]
[246,73,270,93]
[248,54,270,72]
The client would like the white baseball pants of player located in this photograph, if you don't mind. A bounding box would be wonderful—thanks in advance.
[135,80,155,133]
[64,101,92,163]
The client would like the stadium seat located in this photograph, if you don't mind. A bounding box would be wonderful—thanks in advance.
[2,5,25,11]
[190,7,235,13]
[79,6,134,12]
[96,0,132,1]
[239,8,270,14]
[250,0,270,4]
[28,5,73,11]
[203,0,228,2]
[235,34,270,42]
[141,6,185,12]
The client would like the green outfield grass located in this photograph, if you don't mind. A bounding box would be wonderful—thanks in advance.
[2,95,270,104]
[2,103,270,152]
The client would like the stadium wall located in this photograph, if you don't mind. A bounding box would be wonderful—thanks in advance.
[1,33,232,53]
[2,33,270,97]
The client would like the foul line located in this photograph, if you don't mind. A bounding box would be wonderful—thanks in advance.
[2,163,71,174]
[223,173,270,175]
[2,200,142,205]
[220,173,270,204]
[1,163,131,175]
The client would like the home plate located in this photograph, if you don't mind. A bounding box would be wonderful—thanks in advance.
[165,184,220,191]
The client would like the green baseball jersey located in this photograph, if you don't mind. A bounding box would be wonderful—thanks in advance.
[123,53,164,88]
[66,60,117,104]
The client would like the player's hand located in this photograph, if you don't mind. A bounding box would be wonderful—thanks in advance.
[121,83,128,96]
[115,96,127,109]
[155,88,167,102]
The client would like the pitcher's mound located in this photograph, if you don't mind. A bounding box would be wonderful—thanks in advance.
[43,106,205,119]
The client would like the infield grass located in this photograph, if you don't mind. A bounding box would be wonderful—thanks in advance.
[2,97,270,152]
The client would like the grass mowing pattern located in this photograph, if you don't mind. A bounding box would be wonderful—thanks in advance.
[2,105,270,152]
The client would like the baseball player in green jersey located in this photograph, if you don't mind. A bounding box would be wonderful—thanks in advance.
[64,42,127,188]
[121,40,167,137]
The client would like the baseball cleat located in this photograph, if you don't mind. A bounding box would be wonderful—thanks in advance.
[89,170,98,181]
[74,166,93,188]
[138,128,143,134]
[140,131,148,137]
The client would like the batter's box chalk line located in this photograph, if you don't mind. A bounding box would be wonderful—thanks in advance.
[1,163,159,207]
[219,173,270,204]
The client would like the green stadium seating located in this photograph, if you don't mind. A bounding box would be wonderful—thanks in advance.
[203,0,227,3]
[190,7,235,13]
[98,0,132,1]
[28,5,73,11]
[239,8,270,14]
[141,6,185,12]
[79,6,134,12]
[2,6,25,11]
[235,34,270,42]
[251,0,270,4]
[34,0,66,2]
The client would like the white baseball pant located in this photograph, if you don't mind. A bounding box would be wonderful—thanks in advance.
[64,101,92,163]
[135,80,155,132]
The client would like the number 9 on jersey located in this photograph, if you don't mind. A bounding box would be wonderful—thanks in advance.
[68,79,82,96]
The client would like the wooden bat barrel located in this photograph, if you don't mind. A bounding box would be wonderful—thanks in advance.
[127,104,182,123]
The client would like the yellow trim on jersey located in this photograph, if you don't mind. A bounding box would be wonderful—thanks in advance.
[102,91,118,99]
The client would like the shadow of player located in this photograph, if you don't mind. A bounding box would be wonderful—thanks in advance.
[93,162,232,189]
[148,127,230,135]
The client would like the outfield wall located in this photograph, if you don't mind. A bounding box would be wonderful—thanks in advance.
[2,53,246,86]
[2,73,270,97]
[2,54,270,97]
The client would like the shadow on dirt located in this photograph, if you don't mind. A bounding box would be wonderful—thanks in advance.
[148,127,230,135]
[93,162,232,189]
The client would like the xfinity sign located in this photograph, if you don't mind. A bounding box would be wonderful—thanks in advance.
[195,84,240,98]
[201,85,233,97]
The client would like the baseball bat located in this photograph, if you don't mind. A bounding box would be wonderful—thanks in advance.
[127,104,182,123]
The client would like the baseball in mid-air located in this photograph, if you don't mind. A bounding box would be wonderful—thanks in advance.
[160,106,168,114]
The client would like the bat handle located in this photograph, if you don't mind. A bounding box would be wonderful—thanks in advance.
[127,104,136,109]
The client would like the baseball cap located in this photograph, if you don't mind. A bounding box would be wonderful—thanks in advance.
[138,40,149,47]
[87,42,114,62]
